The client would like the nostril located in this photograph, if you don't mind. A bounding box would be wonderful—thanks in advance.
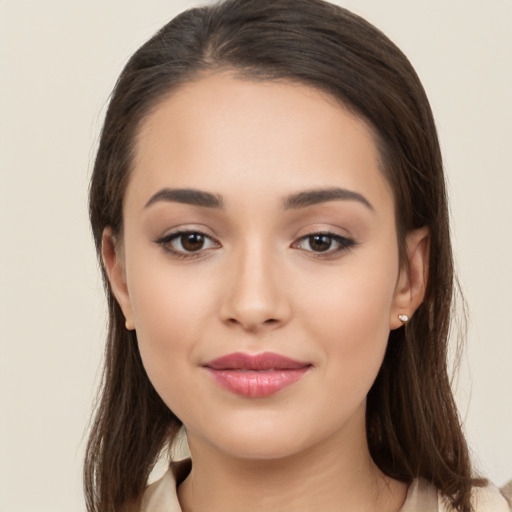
[225,317,279,330]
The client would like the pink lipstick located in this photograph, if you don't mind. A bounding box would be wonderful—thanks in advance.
[203,352,311,398]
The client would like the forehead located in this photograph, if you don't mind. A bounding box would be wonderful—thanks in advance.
[128,72,393,213]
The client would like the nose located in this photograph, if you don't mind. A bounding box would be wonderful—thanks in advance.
[219,241,292,333]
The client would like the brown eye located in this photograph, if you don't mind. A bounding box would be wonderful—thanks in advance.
[308,234,332,252]
[181,232,205,252]
[293,232,355,255]
[155,230,219,257]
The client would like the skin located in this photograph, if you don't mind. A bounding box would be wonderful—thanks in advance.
[103,73,429,512]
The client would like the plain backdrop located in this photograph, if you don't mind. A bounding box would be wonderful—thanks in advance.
[1,1,511,511]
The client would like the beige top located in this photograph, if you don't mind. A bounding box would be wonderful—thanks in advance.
[141,459,511,512]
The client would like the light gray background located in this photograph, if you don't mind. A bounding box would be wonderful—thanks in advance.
[1,1,511,511]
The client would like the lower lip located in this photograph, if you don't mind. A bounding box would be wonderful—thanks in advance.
[206,367,310,398]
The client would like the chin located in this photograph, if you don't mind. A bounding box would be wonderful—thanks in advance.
[188,410,344,463]
[215,435,308,462]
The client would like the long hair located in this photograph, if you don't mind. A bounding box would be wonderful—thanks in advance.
[86,1,483,510]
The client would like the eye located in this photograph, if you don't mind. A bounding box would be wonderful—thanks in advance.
[293,232,355,254]
[155,230,220,257]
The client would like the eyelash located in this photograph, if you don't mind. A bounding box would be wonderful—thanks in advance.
[292,232,356,256]
[154,230,220,259]
[154,230,356,259]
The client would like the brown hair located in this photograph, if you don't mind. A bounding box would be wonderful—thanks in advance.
[86,1,483,510]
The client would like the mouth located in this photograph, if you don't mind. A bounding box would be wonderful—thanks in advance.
[202,352,312,398]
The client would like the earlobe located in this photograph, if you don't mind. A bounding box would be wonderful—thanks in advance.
[101,228,135,330]
[390,227,430,330]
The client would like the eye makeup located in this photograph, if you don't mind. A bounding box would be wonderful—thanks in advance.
[154,227,357,261]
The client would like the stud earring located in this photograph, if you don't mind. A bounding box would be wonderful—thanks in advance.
[398,314,409,323]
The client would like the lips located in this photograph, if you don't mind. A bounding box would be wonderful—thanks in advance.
[203,352,312,398]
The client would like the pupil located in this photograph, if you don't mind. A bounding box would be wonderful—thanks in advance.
[310,234,331,252]
[182,233,204,251]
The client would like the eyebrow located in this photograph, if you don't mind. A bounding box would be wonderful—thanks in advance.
[283,187,374,211]
[145,188,224,209]
[144,186,373,211]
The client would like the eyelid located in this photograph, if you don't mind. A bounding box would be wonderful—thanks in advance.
[154,227,221,258]
[153,225,356,259]
[291,230,356,255]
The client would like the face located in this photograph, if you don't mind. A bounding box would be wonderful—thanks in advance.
[104,73,427,461]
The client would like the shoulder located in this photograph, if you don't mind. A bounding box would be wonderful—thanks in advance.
[403,478,511,512]
[439,483,511,512]
[140,459,191,512]
[140,469,179,512]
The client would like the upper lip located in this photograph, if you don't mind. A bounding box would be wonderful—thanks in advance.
[203,352,311,371]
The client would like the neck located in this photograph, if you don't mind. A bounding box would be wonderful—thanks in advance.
[177,411,407,512]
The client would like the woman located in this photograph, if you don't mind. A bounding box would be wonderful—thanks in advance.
[85,0,510,511]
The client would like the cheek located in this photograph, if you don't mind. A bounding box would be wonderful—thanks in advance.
[128,241,216,331]
[125,252,219,398]
[299,251,398,392]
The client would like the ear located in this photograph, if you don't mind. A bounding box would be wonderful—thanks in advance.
[390,227,430,330]
[101,227,135,330]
